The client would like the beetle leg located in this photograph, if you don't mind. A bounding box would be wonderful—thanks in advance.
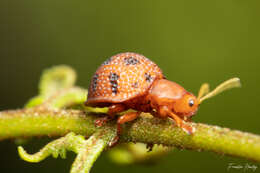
[169,112,195,134]
[108,104,126,116]
[94,104,126,127]
[150,110,169,123]
[150,110,161,118]
[117,111,141,135]
[109,111,141,147]
[94,116,112,127]
[183,116,192,122]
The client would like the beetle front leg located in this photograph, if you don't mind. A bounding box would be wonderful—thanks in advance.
[108,104,126,115]
[168,112,195,134]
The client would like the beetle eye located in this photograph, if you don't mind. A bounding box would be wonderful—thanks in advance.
[188,99,194,107]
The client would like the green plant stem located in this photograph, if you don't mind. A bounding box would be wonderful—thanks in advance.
[18,132,86,162]
[0,109,259,162]
[70,130,116,173]
[39,87,87,109]
[39,65,76,98]
[18,131,116,173]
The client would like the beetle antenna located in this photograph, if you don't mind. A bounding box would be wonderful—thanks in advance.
[199,78,241,104]
[197,83,210,100]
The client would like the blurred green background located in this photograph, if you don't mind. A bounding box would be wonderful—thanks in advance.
[0,0,259,172]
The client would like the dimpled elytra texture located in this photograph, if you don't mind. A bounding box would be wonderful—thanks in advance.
[86,52,163,105]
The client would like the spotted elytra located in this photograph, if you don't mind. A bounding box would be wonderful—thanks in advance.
[85,52,241,146]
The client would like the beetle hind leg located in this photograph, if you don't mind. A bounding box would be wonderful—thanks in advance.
[94,104,126,127]
[94,116,112,127]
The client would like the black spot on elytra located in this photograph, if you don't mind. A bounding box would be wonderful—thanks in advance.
[132,82,138,88]
[109,72,119,81]
[124,57,139,65]
[92,74,99,91]
[144,73,153,82]
[102,57,113,65]
[109,73,119,94]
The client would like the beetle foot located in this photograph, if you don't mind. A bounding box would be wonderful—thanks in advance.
[108,136,119,147]
[181,122,196,135]
[94,117,111,127]
[146,143,154,152]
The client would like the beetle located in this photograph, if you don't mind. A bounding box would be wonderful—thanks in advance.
[85,52,240,146]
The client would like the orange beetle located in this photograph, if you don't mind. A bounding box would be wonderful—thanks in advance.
[85,52,240,145]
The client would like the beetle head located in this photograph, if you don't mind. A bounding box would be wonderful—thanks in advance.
[172,93,199,118]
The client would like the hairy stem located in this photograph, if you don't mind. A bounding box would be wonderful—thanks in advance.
[18,132,86,162]
[70,130,116,173]
[18,131,116,173]
[0,109,259,162]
